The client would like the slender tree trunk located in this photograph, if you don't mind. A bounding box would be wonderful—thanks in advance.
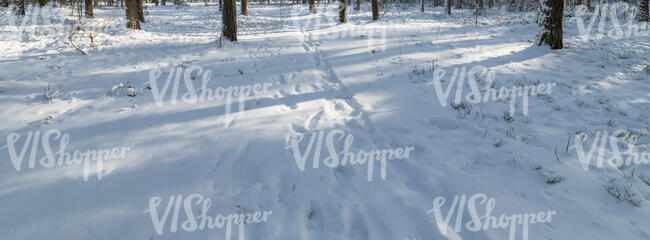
[14,0,25,15]
[640,0,649,21]
[162,0,166,5]
[475,0,483,15]
[371,0,378,20]
[222,0,237,41]
[137,0,144,21]
[241,0,247,15]
[86,0,94,17]
[536,0,563,49]
[445,0,451,14]
[309,0,316,13]
[219,0,222,10]
[339,0,346,22]
[354,0,359,10]
[421,0,424,11]
[126,0,140,29]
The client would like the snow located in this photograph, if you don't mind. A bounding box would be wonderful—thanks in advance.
[0,2,649,240]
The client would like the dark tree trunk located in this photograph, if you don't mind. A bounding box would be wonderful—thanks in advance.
[86,0,94,17]
[222,0,237,41]
[354,0,359,10]
[241,0,247,15]
[421,0,424,11]
[137,0,144,22]
[126,0,140,29]
[371,0,378,20]
[219,0,222,10]
[339,0,346,22]
[536,0,563,49]
[14,0,25,15]
[309,0,316,13]
[475,0,483,15]
[640,0,649,21]
[162,0,166,5]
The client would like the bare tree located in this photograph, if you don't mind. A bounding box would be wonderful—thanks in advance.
[372,0,378,20]
[339,0,347,22]
[536,0,563,49]
[14,0,25,15]
[222,0,237,41]
[640,0,649,22]
[86,0,94,18]
[126,0,141,29]
[241,0,247,16]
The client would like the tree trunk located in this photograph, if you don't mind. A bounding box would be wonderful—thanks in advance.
[339,0,347,22]
[421,0,424,11]
[137,0,144,22]
[126,0,140,29]
[371,0,378,20]
[640,0,649,21]
[162,0,166,5]
[86,0,94,17]
[14,0,25,15]
[536,0,563,49]
[445,0,451,14]
[219,0,222,10]
[475,0,483,15]
[310,0,316,13]
[354,0,359,10]
[241,0,247,15]
[222,0,237,41]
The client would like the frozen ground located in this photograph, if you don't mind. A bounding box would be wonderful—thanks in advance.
[0,3,649,240]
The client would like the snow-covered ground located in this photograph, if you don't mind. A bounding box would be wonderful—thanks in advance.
[0,3,649,240]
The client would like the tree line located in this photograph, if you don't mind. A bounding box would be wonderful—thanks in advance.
[2,0,649,50]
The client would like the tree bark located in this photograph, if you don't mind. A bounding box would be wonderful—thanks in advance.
[222,0,237,41]
[536,0,563,49]
[640,0,649,22]
[241,0,247,15]
[137,0,144,22]
[339,0,347,22]
[309,0,316,13]
[86,0,94,18]
[372,0,378,20]
[14,0,25,15]
[126,0,140,29]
